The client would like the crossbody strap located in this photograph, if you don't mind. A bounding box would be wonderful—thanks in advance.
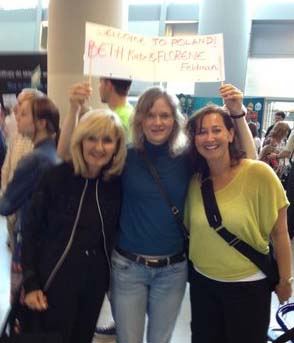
[140,149,189,241]
[200,170,277,280]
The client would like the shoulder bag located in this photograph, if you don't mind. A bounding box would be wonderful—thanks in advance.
[200,169,279,290]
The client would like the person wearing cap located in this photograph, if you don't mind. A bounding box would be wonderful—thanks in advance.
[0,96,61,299]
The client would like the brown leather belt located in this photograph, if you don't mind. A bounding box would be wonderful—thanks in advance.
[116,247,186,268]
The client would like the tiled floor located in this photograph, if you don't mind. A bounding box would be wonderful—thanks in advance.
[0,215,293,343]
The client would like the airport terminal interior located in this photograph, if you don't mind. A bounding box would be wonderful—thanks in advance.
[0,0,294,342]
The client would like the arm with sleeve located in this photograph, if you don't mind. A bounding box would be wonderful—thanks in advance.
[0,153,40,216]
[22,173,50,293]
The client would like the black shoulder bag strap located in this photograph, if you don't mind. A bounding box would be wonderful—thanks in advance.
[200,169,279,289]
[140,149,189,242]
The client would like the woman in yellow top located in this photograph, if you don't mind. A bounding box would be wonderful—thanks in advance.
[185,104,292,343]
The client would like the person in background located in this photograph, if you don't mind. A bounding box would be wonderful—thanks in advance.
[260,121,290,178]
[248,122,261,154]
[185,105,292,343]
[99,77,133,134]
[259,144,280,171]
[0,96,60,300]
[0,105,7,186]
[270,129,294,239]
[1,89,43,251]
[22,110,126,343]
[263,121,290,148]
[264,111,286,138]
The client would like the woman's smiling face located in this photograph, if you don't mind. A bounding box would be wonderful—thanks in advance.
[194,112,234,162]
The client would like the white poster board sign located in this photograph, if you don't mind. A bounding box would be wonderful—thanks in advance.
[84,22,225,83]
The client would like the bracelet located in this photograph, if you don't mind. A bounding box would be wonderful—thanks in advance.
[279,276,294,285]
[231,112,246,119]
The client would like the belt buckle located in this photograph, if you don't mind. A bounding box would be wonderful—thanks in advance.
[145,258,159,267]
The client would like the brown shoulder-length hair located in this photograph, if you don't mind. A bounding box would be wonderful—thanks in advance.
[30,96,60,137]
[131,87,187,156]
[185,104,245,175]
[70,109,126,181]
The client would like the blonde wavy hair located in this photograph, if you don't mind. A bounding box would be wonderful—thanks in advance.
[70,109,126,180]
[269,121,290,142]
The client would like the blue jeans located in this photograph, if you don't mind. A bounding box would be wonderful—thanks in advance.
[111,249,187,343]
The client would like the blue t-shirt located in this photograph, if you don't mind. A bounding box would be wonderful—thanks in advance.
[117,140,193,255]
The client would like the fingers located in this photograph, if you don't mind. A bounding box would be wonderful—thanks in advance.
[69,82,92,111]
[219,83,243,99]
[69,82,92,99]
[24,290,48,311]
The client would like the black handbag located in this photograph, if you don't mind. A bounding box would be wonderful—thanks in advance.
[0,285,63,343]
[200,169,279,290]
[0,266,63,343]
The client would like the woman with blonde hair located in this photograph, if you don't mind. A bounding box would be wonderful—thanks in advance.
[263,121,290,148]
[21,109,126,343]
[260,121,290,177]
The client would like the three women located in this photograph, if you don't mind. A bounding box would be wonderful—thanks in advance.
[56,81,256,343]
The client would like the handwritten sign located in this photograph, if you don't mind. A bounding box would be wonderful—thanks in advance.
[84,22,225,83]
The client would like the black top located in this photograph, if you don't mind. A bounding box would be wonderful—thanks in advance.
[72,178,101,251]
[22,162,122,293]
